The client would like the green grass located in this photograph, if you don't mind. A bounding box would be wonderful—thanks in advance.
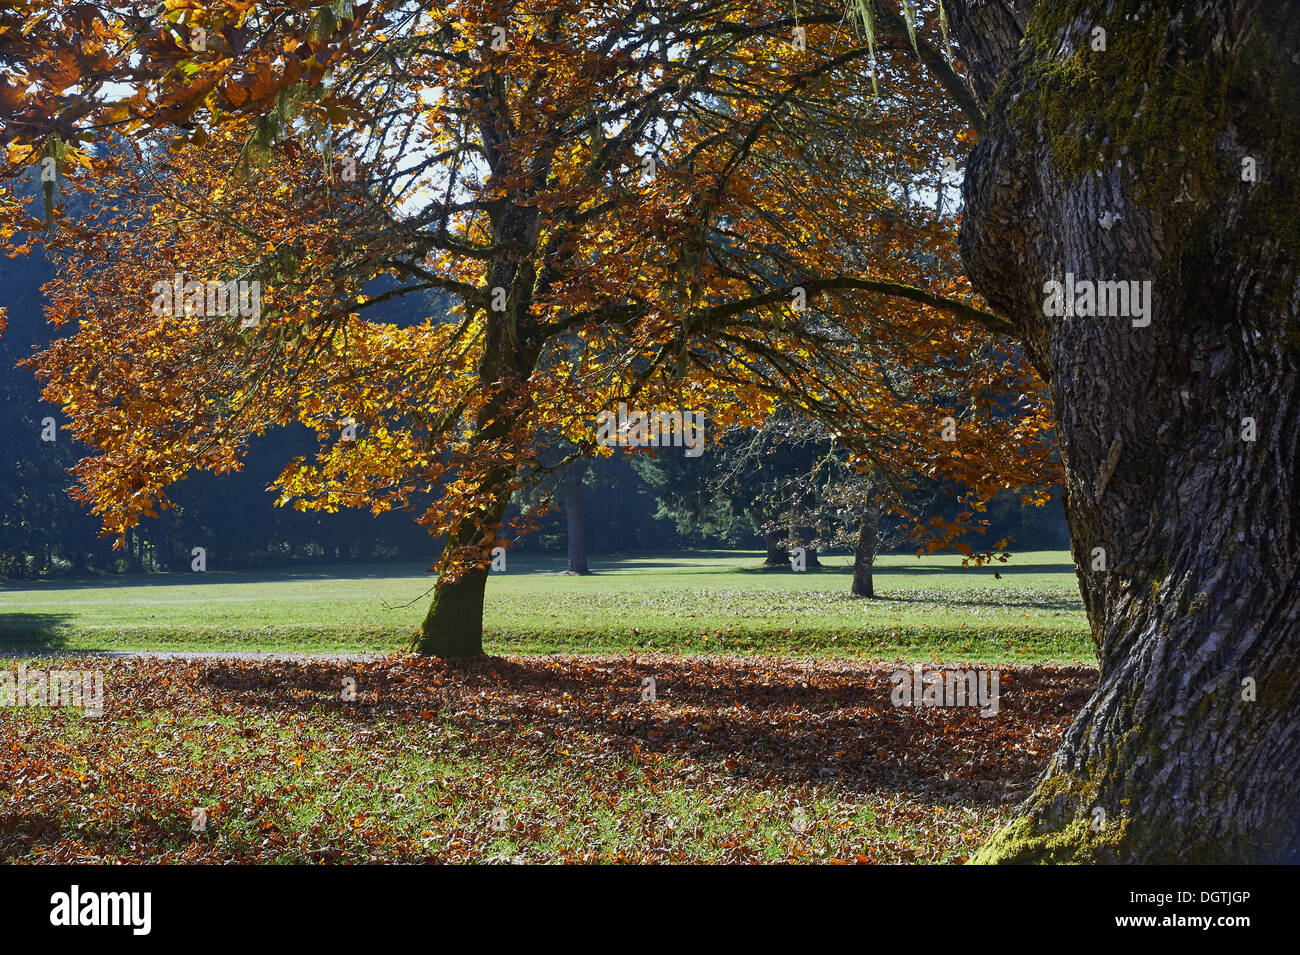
[5,708,1001,863]
[1,555,1093,863]
[5,652,1083,863]
[0,550,1093,664]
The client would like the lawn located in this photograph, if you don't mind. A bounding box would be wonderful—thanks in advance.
[0,549,1092,665]
[0,550,1097,863]
[0,654,1096,863]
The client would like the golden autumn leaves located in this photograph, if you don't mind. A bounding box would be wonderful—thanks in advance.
[6,2,1057,588]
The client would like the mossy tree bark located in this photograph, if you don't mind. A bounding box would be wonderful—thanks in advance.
[944,0,1300,862]
[416,409,521,658]
[418,551,494,659]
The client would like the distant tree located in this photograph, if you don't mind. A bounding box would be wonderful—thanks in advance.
[513,444,593,575]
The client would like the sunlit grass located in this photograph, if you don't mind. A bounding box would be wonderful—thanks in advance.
[0,550,1091,664]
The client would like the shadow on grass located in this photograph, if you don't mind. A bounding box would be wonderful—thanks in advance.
[0,653,1098,861]
[0,563,435,592]
[732,560,1079,578]
[0,809,294,865]
[865,591,1083,611]
[0,555,706,590]
[0,613,74,651]
[0,553,1080,598]
[874,562,1079,577]
[178,653,1096,808]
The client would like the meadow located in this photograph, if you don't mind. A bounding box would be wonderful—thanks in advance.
[0,550,1097,864]
[0,549,1092,664]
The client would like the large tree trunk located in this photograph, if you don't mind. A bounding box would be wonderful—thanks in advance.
[851,499,880,598]
[417,442,518,658]
[418,560,492,658]
[945,0,1300,862]
[562,459,591,575]
[763,528,790,567]
[416,475,514,658]
[795,525,823,568]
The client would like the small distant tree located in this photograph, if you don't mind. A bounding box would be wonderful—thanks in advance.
[512,444,593,575]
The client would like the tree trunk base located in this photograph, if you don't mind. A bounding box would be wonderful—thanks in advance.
[851,504,879,597]
[968,817,1126,865]
[762,530,790,568]
[416,566,488,658]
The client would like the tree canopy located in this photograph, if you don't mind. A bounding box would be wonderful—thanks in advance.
[3,0,1056,653]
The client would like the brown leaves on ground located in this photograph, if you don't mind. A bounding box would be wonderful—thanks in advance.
[0,654,1096,864]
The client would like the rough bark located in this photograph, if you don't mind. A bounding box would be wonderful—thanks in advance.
[944,0,1300,862]
[851,500,881,598]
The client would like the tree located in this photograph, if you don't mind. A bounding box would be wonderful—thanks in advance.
[702,410,933,597]
[931,0,1300,862]
[633,418,823,567]
[557,458,591,575]
[761,423,896,595]
[10,0,1284,865]
[514,447,593,574]
[850,489,882,597]
[5,1,1054,658]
